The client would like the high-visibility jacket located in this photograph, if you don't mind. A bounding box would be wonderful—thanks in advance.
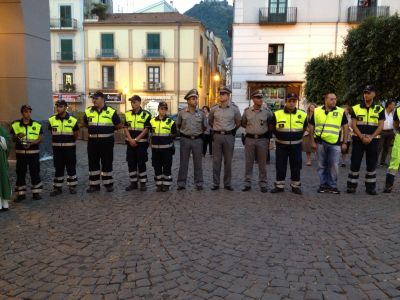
[352,102,384,136]
[49,113,78,147]
[85,106,116,139]
[125,108,151,142]
[314,106,344,144]
[11,119,42,155]
[274,108,307,145]
[150,117,174,149]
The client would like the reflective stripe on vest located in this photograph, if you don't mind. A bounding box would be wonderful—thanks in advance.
[49,115,78,146]
[85,106,116,138]
[274,109,307,144]
[125,110,150,141]
[314,106,344,144]
[352,103,383,135]
[11,120,42,153]
[150,117,174,148]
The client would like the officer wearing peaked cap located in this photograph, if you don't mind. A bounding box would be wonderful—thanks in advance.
[176,89,206,191]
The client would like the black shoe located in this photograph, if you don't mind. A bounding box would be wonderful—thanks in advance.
[86,186,100,193]
[270,187,284,193]
[346,187,356,194]
[261,187,268,193]
[32,193,42,200]
[177,186,186,191]
[242,186,251,192]
[366,189,377,195]
[69,188,77,195]
[105,186,114,192]
[329,188,340,194]
[196,186,203,191]
[224,186,234,191]
[162,185,170,192]
[317,186,328,193]
[291,187,302,195]
[50,188,62,197]
[211,186,219,191]
[156,186,163,192]
[140,184,147,192]
[383,186,392,193]
[125,182,138,191]
[15,195,26,202]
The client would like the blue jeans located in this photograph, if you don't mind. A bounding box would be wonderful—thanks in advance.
[317,142,341,188]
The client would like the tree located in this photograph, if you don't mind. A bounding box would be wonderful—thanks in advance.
[304,54,344,105]
[91,3,108,21]
[343,14,400,104]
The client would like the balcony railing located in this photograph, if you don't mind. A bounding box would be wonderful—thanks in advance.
[98,81,118,90]
[59,84,76,93]
[347,6,390,23]
[259,7,297,25]
[142,49,165,61]
[50,18,78,29]
[144,82,164,92]
[96,49,119,59]
[56,52,76,63]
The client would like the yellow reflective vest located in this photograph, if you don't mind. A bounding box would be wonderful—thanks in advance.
[85,106,116,139]
[150,117,174,149]
[125,109,151,142]
[274,108,307,145]
[11,119,42,155]
[352,102,383,136]
[49,114,78,147]
[313,106,344,144]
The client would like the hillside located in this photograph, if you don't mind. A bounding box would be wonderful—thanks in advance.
[184,0,233,56]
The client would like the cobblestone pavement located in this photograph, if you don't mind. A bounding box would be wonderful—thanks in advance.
[1,140,400,300]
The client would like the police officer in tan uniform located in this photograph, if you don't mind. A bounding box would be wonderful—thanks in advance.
[241,90,272,193]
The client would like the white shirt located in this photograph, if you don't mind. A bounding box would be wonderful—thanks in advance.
[384,109,394,130]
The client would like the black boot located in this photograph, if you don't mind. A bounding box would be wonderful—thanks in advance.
[384,174,395,193]
[86,185,100,193]
[125,182,138,191]
[50,188,62,197]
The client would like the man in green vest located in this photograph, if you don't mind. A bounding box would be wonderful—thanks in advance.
[10,105,43,201]
[124,95,151,192]
[269,93,308,194]
[347,85,384,195]
[84,91,122,193]
[48,100,80,196]
[309,93,349,194]
[384,106,400,193]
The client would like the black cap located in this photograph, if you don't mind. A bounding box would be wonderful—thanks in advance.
[219,86,232,94]
[91,91,105,99]
[184,89,199,100]
[129,95,141,102]
[251,90,263,98]
[55,100,68,107]
[364,85,376,93]
[158,102,168,109]
[20,104,32,113]
[286,93,298,100]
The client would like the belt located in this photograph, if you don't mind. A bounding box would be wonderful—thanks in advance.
[180,133,203,140]
[52,142,76,147]
[214,130,234,135]
[88,133,114,138]
[245,133,267,139]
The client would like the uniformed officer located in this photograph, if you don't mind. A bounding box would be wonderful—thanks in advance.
[176,89,206,191]
[209,87,241,191]
[241,89,271,193]
[124,95,151,192]
[347,85,384,195]
[384,105,400,193]
[150,102,177,192]
[269,93,307,194]
[10,105,43,201]
[309,93,349,194]
[84,91,122,193]
[48,100,80,196]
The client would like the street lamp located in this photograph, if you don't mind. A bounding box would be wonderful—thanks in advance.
[213,73,220,105]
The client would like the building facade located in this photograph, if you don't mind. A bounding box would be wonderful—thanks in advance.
[84,12,220,114]
[231,0,400,111]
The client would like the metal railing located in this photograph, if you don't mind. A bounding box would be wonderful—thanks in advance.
[98,81,118,90]
[143,82,164,91]
[50,18,78,29]
[58,84,76,93]
[56,52,76,62]
[347,6,390,23]
[259,7,297,25]
[96,49,119,59]
[142,49,165,60]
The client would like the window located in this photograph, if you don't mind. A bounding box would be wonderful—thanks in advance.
[269,0,287,14]
[62,73,74,92]
[102,66,115,89]
[147,33,161,57]
[60,39,73,61]
[147,66,160,90]
[200,36,203,55]
[60,5,72,27]
[101,33,114,57]
[358,0,377,7]
[267,44,284,75]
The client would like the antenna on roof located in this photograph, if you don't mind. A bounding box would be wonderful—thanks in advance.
[170,1,174,7]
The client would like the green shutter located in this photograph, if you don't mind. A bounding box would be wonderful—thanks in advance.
[147,34,160,50]
[60,5,71,27]
[61,39,73,60]
[101,34,114,57]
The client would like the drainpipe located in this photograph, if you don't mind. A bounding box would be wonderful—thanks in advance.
[334,0,342,56]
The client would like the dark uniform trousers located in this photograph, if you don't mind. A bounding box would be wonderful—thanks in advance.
[16,154,42,195]
[275,143,302,188]
[348,138,379,190]
[152,148,173,187]
[88,139,114,187]
[127,143,148,184]
[53,147,77,188]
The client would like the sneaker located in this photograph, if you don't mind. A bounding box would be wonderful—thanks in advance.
[317,186,328,193]
[291,187,302,195]
[125,182,138,191]
[86,186,100,193]
[50,188,62,197]
[329,188,340,194]
[270,187,284,193]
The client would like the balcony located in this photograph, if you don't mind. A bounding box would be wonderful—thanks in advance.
[347,6,390,23]
[144,82,165,92]
[259,7,297,25]
[96,49,119,60]
[56,52,76,63]
[142,49,165,61]
[98,81,118,91]
[58,84,76,93]
[50,18,78,30]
